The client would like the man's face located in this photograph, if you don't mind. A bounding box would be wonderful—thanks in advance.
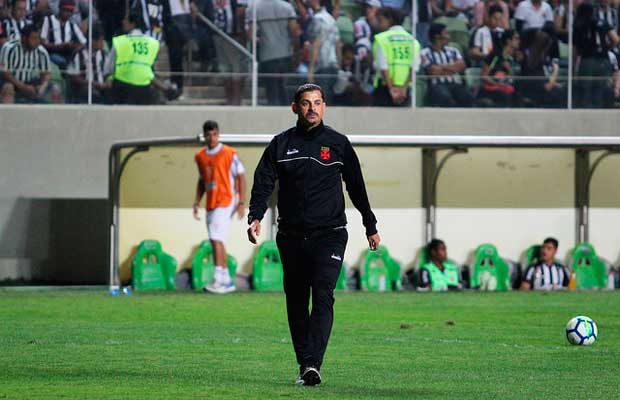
[377,14,390,32]
[292,90,325,128]
[204,128,220,149]
[59,8,73,22]
[12,0,26,20]
[431,244,448,263]
[24,31,40,50]
[93,37,104,51]
[434,28,450,47]
[366,6,378,27]
[122,17,134,33]
[540,242,557,264]
[510,33,521,49]
[489,12,502,29]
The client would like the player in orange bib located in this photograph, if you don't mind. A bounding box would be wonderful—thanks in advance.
[193,120,246,294]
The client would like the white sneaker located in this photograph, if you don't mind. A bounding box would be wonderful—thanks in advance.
[204,276,236,294]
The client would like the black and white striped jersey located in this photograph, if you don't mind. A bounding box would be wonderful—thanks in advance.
[596,6,619,30]
[66,47,108,84]
[420,45,464,85]
[1,17,30,41]
[0,38,51,83]
[523,262,570,290]
[40,14,86,46]
[132,0,165,41]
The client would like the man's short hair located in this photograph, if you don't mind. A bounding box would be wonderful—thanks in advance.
[543,237,559,249]
[293,83,324,104]
[202,120,219,133]
[429,23,447,43]
[127,11,141,26]
[500,29,517,47]
[377,7,404,26]
[427,238,445,254]
[20,23,38,38]
[488,4,503,16]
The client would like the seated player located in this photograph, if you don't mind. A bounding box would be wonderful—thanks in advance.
[520,237,570,291]
[418,239,462,291]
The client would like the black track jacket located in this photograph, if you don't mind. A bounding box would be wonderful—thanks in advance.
[248,121,378,236]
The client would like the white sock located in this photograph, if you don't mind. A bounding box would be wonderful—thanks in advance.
[215,266,230,284]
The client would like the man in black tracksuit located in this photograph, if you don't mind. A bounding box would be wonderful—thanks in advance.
[247,83,380,386]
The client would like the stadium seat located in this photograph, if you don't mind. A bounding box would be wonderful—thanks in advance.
[252,240,284,291]
[336,16,354,46]
[50,63,66,97]
[469,244,510,291]
[559,42,569,60]
[570,243,608,290]
[132,240,177,290]
[464,67,481,90]
[434,16,469,53]
[416,77,427,107]
[360,245,402,291]
[191,240,238,290]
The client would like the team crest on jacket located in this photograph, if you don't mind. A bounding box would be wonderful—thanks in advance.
[320,146,330,161]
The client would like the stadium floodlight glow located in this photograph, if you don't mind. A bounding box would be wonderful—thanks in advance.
[108,135,620,291]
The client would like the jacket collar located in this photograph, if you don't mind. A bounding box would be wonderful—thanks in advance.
[295,120,325,139]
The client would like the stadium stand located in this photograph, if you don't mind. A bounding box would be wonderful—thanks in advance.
[1,0,618,108]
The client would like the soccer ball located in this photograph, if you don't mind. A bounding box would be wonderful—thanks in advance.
[565,316,598,346]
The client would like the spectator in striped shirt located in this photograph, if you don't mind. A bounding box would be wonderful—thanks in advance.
[420,22,474,107]
[1,0,30,42]
[40,0,86,69]
[595,0,618,31]
[353,0,380,61]
[131,0,165,41]
[520,237,570,291]
[0,23,63,103]
[468,5,504,67]
[66,24,110,103]
[478,29,520,107]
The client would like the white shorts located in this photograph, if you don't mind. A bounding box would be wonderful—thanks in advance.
[206,200,236,242]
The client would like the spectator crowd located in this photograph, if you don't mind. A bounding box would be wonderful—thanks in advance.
[1,0,619,107]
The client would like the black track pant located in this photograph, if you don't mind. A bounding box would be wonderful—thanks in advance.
[276,228,348,369]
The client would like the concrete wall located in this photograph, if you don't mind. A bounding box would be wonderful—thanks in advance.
[2,106,620,283]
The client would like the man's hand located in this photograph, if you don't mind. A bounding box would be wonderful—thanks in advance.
[21,84,37,98]
[389,87,403,104]
[247,219,261,244]
[192,203,200,220]
[367,233,380,251]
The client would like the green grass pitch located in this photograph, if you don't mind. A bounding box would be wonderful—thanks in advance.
[1,290,619,399]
